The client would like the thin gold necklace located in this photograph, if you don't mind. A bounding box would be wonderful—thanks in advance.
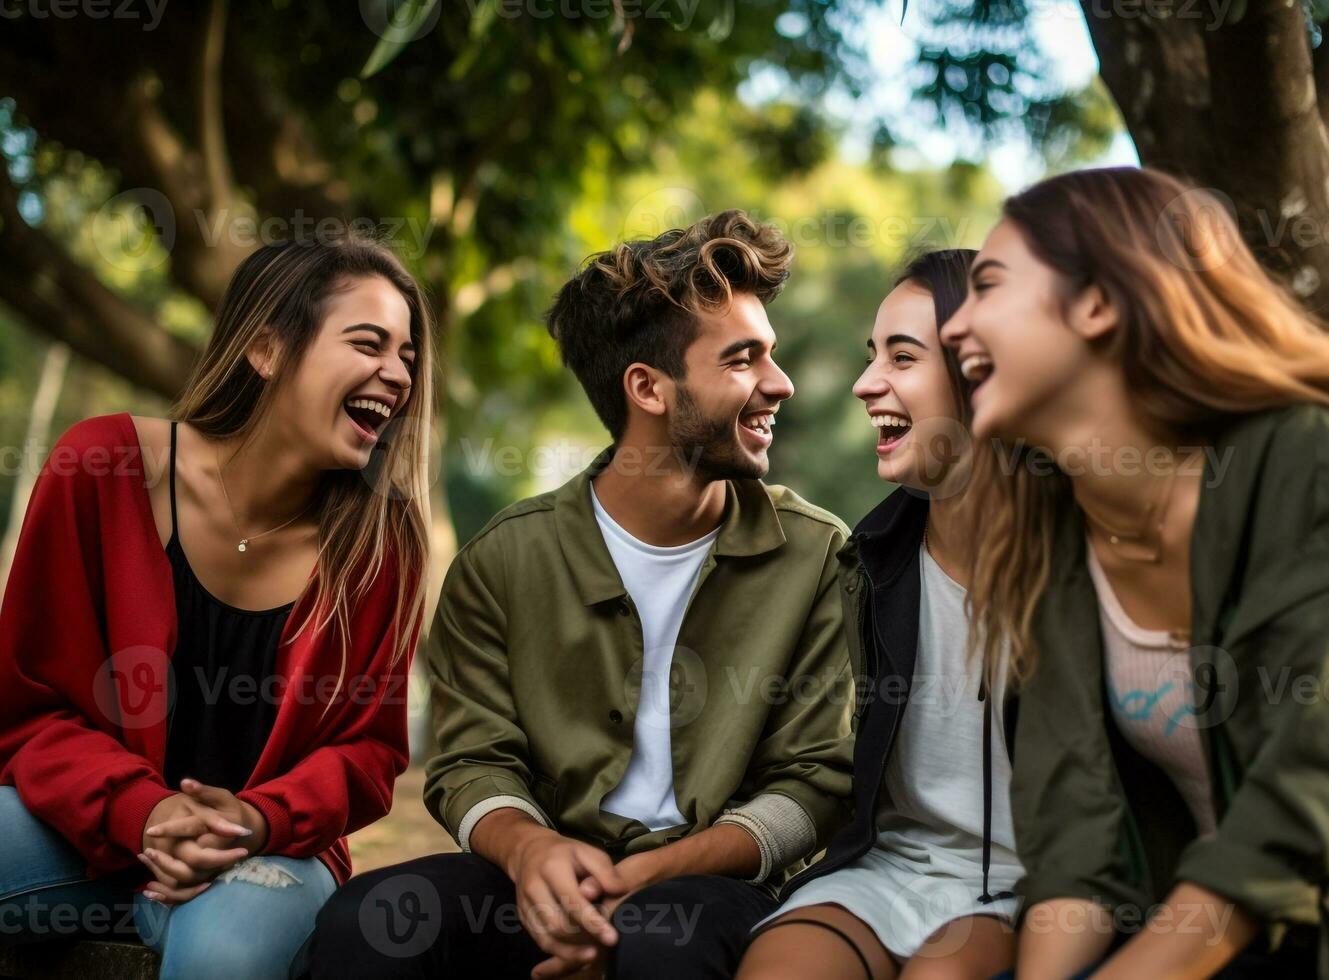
[1079,460,1181,564]
[215,444,314,553]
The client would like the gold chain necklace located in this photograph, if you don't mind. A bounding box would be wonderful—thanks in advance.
[1078,458,1182,564]
[215,444,313,553]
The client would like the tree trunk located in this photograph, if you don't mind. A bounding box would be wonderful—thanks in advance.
[1080,0,1329,313]
[0,342,70,591]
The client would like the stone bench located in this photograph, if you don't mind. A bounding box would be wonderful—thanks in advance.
[0,939,159,979]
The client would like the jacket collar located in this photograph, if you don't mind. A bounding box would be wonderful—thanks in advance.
[846,486,928,747]
[554,446,788,606]
[844,485,929,589]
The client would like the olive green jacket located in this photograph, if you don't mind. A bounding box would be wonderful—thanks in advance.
[1014,405,1329,969]
[423,448,857,889]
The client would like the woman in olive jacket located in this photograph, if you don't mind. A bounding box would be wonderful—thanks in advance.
[941,166,1329,977]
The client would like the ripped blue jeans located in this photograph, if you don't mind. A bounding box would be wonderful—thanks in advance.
[0,785,335,979]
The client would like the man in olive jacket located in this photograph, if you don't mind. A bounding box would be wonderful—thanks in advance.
[308,210,855,979]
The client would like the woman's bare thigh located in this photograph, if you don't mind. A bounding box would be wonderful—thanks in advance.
[898,914,1016,980]
[735,902,900,980]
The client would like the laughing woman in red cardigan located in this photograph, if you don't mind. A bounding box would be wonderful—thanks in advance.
[0,236,431,978]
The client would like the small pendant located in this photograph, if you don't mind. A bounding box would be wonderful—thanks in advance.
[238,540,248,553]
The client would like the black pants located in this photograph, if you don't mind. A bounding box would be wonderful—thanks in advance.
[303,852,778,979]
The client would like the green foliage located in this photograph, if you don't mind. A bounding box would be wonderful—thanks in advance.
[446,89,1007,537]
[361,0,442,77]
[907,0,1125,162]
[0,0,1094,541]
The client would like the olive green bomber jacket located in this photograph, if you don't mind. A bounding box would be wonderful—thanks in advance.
[423,448,857,890]
[1014,405,1329,968]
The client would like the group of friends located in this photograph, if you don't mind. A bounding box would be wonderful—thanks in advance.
[1,165,1327,980]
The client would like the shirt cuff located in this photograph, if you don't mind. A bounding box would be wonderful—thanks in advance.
[715,792,817,884]
[236,789,292,854]
[457,794,552,853]
[105,776,177,858]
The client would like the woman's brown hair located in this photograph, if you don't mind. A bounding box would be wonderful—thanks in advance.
[964,166,1329,687]
[894,247,977,425]
[173,236,434,700]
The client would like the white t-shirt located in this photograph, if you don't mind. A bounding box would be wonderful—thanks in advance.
[873,544,1021,877]
[592,483,719,831]
[754,542,1024,959]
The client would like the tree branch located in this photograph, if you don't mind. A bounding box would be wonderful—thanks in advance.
[199,0,237,218]
[126,69,251,311]
[0,173,199,398]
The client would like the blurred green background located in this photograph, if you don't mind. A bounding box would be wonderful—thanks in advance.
[7,0,1329,864]
[7,0,1329,578]
[0,0,1136,592]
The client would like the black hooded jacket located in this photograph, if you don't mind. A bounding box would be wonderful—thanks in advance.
[778,486,1017,904]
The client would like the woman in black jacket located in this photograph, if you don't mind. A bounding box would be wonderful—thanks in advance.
[736,249,1020,980]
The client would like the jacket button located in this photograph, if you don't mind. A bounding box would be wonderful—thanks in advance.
[617,600,630,616]
[609,709,623,724]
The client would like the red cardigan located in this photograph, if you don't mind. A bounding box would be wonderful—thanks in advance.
[0,413,422,884]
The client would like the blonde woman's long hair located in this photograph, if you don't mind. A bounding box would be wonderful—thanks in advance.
[174,236,433,699]
[965,166,1329,688]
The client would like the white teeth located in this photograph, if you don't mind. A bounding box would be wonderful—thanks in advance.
[347,397,391,417]
[745,413,774,435]
[870,415,911,429]
[960,355,993,382]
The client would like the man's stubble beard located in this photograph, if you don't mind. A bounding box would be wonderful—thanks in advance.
[668,382,767,482]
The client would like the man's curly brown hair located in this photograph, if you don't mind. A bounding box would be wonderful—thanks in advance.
[546,209,793,441]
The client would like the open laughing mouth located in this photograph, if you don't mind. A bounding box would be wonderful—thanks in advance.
[343,395,393,443]
[960,353,994,392]
[871,411,912,454]
[739,409,776,447]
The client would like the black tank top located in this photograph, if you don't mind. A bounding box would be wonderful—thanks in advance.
[162,422,292,794]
